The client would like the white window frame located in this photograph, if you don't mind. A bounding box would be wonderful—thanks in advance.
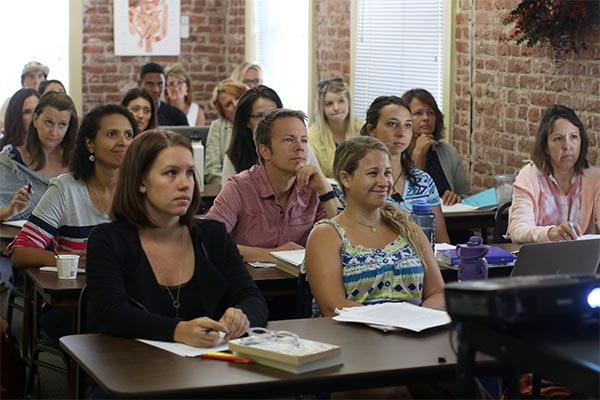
[245,0,313,115]
[350,0,455,138]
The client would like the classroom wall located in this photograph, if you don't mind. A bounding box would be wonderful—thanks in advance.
[454,0,600,190]
[81,0,599,191]
[82,0,246,120]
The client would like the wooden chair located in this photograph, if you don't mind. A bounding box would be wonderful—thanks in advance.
[493,201,512,243]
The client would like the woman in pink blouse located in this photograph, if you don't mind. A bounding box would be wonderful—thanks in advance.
[507,105,600,243]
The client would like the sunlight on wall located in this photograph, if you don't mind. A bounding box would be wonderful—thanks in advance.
[0,0,70,101]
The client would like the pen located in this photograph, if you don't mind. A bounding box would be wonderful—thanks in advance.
[200,352,254,363]
[569,222,577,237]
[201,327,214,333]
[27,182,32,193]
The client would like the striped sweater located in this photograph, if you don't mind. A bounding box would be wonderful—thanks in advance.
[8,173,109,254]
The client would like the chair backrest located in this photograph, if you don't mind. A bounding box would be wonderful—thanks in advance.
[161,126,210,149]
[296,273,313,319]
[494,201,512,243]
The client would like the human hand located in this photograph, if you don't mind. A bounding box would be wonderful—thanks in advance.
[218,307,250,340]
[174,317,228,348]
[549,221,581,242]
[413,134,439,155]
[295,163,331,194]
[5,185,32,220]
[441,190,462,206]
[272,241,304,252]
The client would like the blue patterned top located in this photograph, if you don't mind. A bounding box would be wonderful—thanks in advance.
[389,168,441,213]
[311,220,425,316]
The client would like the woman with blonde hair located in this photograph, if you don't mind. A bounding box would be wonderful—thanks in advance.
[164,63,206,126]
[204,79,248,184]
[308,77,363,178]
[305,136,445,318]
[230,61,264,88]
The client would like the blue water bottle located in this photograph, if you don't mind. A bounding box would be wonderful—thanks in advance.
[456,236,489,281]
[410,202,435,250]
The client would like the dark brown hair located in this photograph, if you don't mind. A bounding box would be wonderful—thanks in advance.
[111,129,201,228]
[531,104,589,175]
[26,91,78,171]
[402,88,445,141]
[1,88,39,148]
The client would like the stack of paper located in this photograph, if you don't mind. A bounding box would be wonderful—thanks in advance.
[333,302,451,332]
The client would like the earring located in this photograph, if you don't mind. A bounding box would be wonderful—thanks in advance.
[89,153,95,162]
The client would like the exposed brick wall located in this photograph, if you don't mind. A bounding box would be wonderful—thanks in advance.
[314,0,351,83]
[81,0,599,191]
[82,0,246,121]
[455,0,600,190]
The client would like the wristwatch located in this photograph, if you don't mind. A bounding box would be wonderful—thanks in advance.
[318,190,337,202]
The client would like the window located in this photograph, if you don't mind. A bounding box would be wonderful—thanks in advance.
[247,0,310,114]
[352,0,451,129]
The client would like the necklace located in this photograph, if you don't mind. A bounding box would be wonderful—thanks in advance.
[344,212,379,232]
[392,166,403,196]
[92,181,108,214]
[153,259,183,317]
[143,228,186,317]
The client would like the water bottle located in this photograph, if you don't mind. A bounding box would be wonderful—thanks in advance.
[190,133,205,193]
[456,236,489,281]
[410,202,435,250]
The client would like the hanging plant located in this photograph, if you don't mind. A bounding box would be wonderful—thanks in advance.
[504,0,599,65]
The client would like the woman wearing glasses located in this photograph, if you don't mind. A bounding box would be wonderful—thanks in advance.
[230,61,264,88]
[204,79,248,184]
[164,63,206,126]
[308,77,363,178]
[121,88,158,133]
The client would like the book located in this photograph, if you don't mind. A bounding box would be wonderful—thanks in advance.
[332,302,451,333]
[269,249,305,277]
[228,334,342,374]
[436,245,516,266]
[460,188,497,210]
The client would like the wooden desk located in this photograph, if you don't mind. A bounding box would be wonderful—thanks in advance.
[61,317,500,398]
[200,183,220,199]
[444,209,496,242]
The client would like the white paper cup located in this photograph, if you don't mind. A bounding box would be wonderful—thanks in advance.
[55,255,80,279]
[494,174,516,205]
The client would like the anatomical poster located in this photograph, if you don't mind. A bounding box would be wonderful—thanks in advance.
[114,0,180,56]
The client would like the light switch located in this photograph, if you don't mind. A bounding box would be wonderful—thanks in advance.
[181,15,190,39]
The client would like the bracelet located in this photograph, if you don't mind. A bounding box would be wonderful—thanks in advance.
[318,190,337,202]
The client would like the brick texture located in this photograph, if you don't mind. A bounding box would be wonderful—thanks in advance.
[81,0,599,190]
[455,0,600,190]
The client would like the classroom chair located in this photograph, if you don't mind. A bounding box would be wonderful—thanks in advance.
[494,201,512,243]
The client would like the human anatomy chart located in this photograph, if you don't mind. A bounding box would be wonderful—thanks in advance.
[114,0,180,56]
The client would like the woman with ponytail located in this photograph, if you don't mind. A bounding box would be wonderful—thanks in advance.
[304,136,445,317]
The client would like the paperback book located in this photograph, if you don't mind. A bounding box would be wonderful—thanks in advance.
[269,249,305,277]
[228,334,342,374]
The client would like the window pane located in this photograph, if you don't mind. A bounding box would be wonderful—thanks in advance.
[253,0,309,114]
[353,0,444,120]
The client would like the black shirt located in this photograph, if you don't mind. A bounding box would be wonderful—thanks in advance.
[158,101,189,126]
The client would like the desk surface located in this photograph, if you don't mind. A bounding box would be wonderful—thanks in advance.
[60,317,498,398]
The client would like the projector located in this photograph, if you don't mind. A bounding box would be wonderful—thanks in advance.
[445,274,600,329]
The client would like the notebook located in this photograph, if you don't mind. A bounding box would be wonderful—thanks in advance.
[436,245,515,267]
[460,188,497,210]
[511,238,600,277]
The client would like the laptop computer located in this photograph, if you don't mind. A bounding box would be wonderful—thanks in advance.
[511,238,600,277]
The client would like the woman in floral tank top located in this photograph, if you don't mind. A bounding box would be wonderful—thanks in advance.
[305,136,445,317]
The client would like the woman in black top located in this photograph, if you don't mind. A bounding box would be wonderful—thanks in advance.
[86,129,267,347]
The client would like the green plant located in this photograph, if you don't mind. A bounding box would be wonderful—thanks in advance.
[504,0,599,64]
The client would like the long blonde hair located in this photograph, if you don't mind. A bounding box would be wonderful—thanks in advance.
[333,136,428,267]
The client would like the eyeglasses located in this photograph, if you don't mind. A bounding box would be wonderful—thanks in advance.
[317,77,344,89]
[166,80,186,88]
[242,78,261,86]
[240,327,300,348]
